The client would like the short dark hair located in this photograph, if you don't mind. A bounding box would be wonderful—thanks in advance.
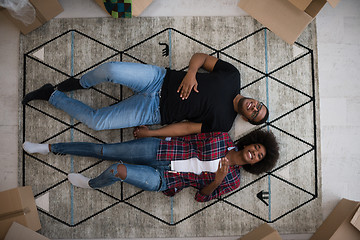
[235,129,279,175]
[248,105,269,125]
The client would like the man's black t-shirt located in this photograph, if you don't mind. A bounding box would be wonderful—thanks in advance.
[159,59,240,132]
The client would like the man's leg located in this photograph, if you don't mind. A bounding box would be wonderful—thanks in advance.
[49,89,161,130]
[22,84,55,105]
[60,62,166,94]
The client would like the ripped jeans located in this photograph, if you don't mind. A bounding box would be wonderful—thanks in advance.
[50,137,170,191]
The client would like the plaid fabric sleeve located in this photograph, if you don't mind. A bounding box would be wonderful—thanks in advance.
[181,132,223,141]
[162,188,176,197]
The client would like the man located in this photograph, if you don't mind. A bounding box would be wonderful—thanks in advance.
[23,53,268,137]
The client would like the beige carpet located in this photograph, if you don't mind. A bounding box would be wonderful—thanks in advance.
[19,16,321,238]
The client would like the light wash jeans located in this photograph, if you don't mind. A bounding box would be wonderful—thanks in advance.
[51,137,170,191]
[49,62,167,130]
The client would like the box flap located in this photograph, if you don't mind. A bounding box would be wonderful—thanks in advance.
[0,208,30,221]
[304,0,327,18]
[4,222,50,240]
[288,0,340,10]
[330,219,360,240]
[238,0,313,44]
[287,0,313,11]
[18,186,41,231]
[240,223,282,240]
[29,0,64,22]
[0,187,26,215]
[132,0,153,17]
[327,0,341,8]
[0,8,43,34]
[350,206,360,231]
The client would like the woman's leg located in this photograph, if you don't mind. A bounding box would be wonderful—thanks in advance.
[23,141,50,155]
[50,137,165,166]
[48,89,161,130]
[80,62,166,94]
[73,163,168,191]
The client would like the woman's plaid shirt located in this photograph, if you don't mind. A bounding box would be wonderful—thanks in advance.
[157,132,241,202]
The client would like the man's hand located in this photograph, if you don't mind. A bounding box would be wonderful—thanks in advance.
[177,71,199,100]
[214,157,229,184]
[133,125,151,139]
[176,53,218,100]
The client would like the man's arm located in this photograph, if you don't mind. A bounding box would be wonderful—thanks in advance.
[177,53,218,100]
[133,122,202,138]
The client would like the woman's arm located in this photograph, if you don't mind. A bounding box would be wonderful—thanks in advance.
[199,157,229,196]
[133,122,202,138]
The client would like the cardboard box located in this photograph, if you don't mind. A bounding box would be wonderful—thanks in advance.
[132,0,153,17]
[240,223,282,240]
[94,0,153,17]
[0,0,63,34]
[238,0,340,44]
[4,222,49,240]
[288,0,314,11]
[350,205,360,231]
[310,198,360,240]
[0,186,41,239]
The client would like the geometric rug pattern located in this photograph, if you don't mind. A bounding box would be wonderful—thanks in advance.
[20,17,320,238]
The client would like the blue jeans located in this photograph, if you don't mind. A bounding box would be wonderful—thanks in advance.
[51,137,170,191]
[49,62,167,130]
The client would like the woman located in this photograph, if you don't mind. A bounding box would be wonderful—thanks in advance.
[23,130,279,202]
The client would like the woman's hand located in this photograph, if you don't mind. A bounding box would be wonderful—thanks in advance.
[177,71,199,100]
[199,157,229,197]
[214,157,229,184]
[133,125,151,139]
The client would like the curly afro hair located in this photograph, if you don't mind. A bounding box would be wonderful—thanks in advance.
[235,129,279,175]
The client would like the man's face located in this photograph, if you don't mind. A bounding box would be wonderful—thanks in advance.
[235,95,267,123]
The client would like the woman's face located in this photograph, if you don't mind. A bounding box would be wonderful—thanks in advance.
[242,143,266,165]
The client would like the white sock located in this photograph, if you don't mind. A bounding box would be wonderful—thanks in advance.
[23,141,50,155]
[68,173,91,189]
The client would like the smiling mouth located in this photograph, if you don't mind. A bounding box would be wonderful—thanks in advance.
[248,151,252,159]
[247,102,252,110]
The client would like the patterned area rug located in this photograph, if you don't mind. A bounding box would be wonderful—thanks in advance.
[19,17,321,238]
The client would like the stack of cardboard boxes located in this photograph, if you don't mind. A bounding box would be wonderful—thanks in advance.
[0,186,49,240]
[239,199,360,240]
